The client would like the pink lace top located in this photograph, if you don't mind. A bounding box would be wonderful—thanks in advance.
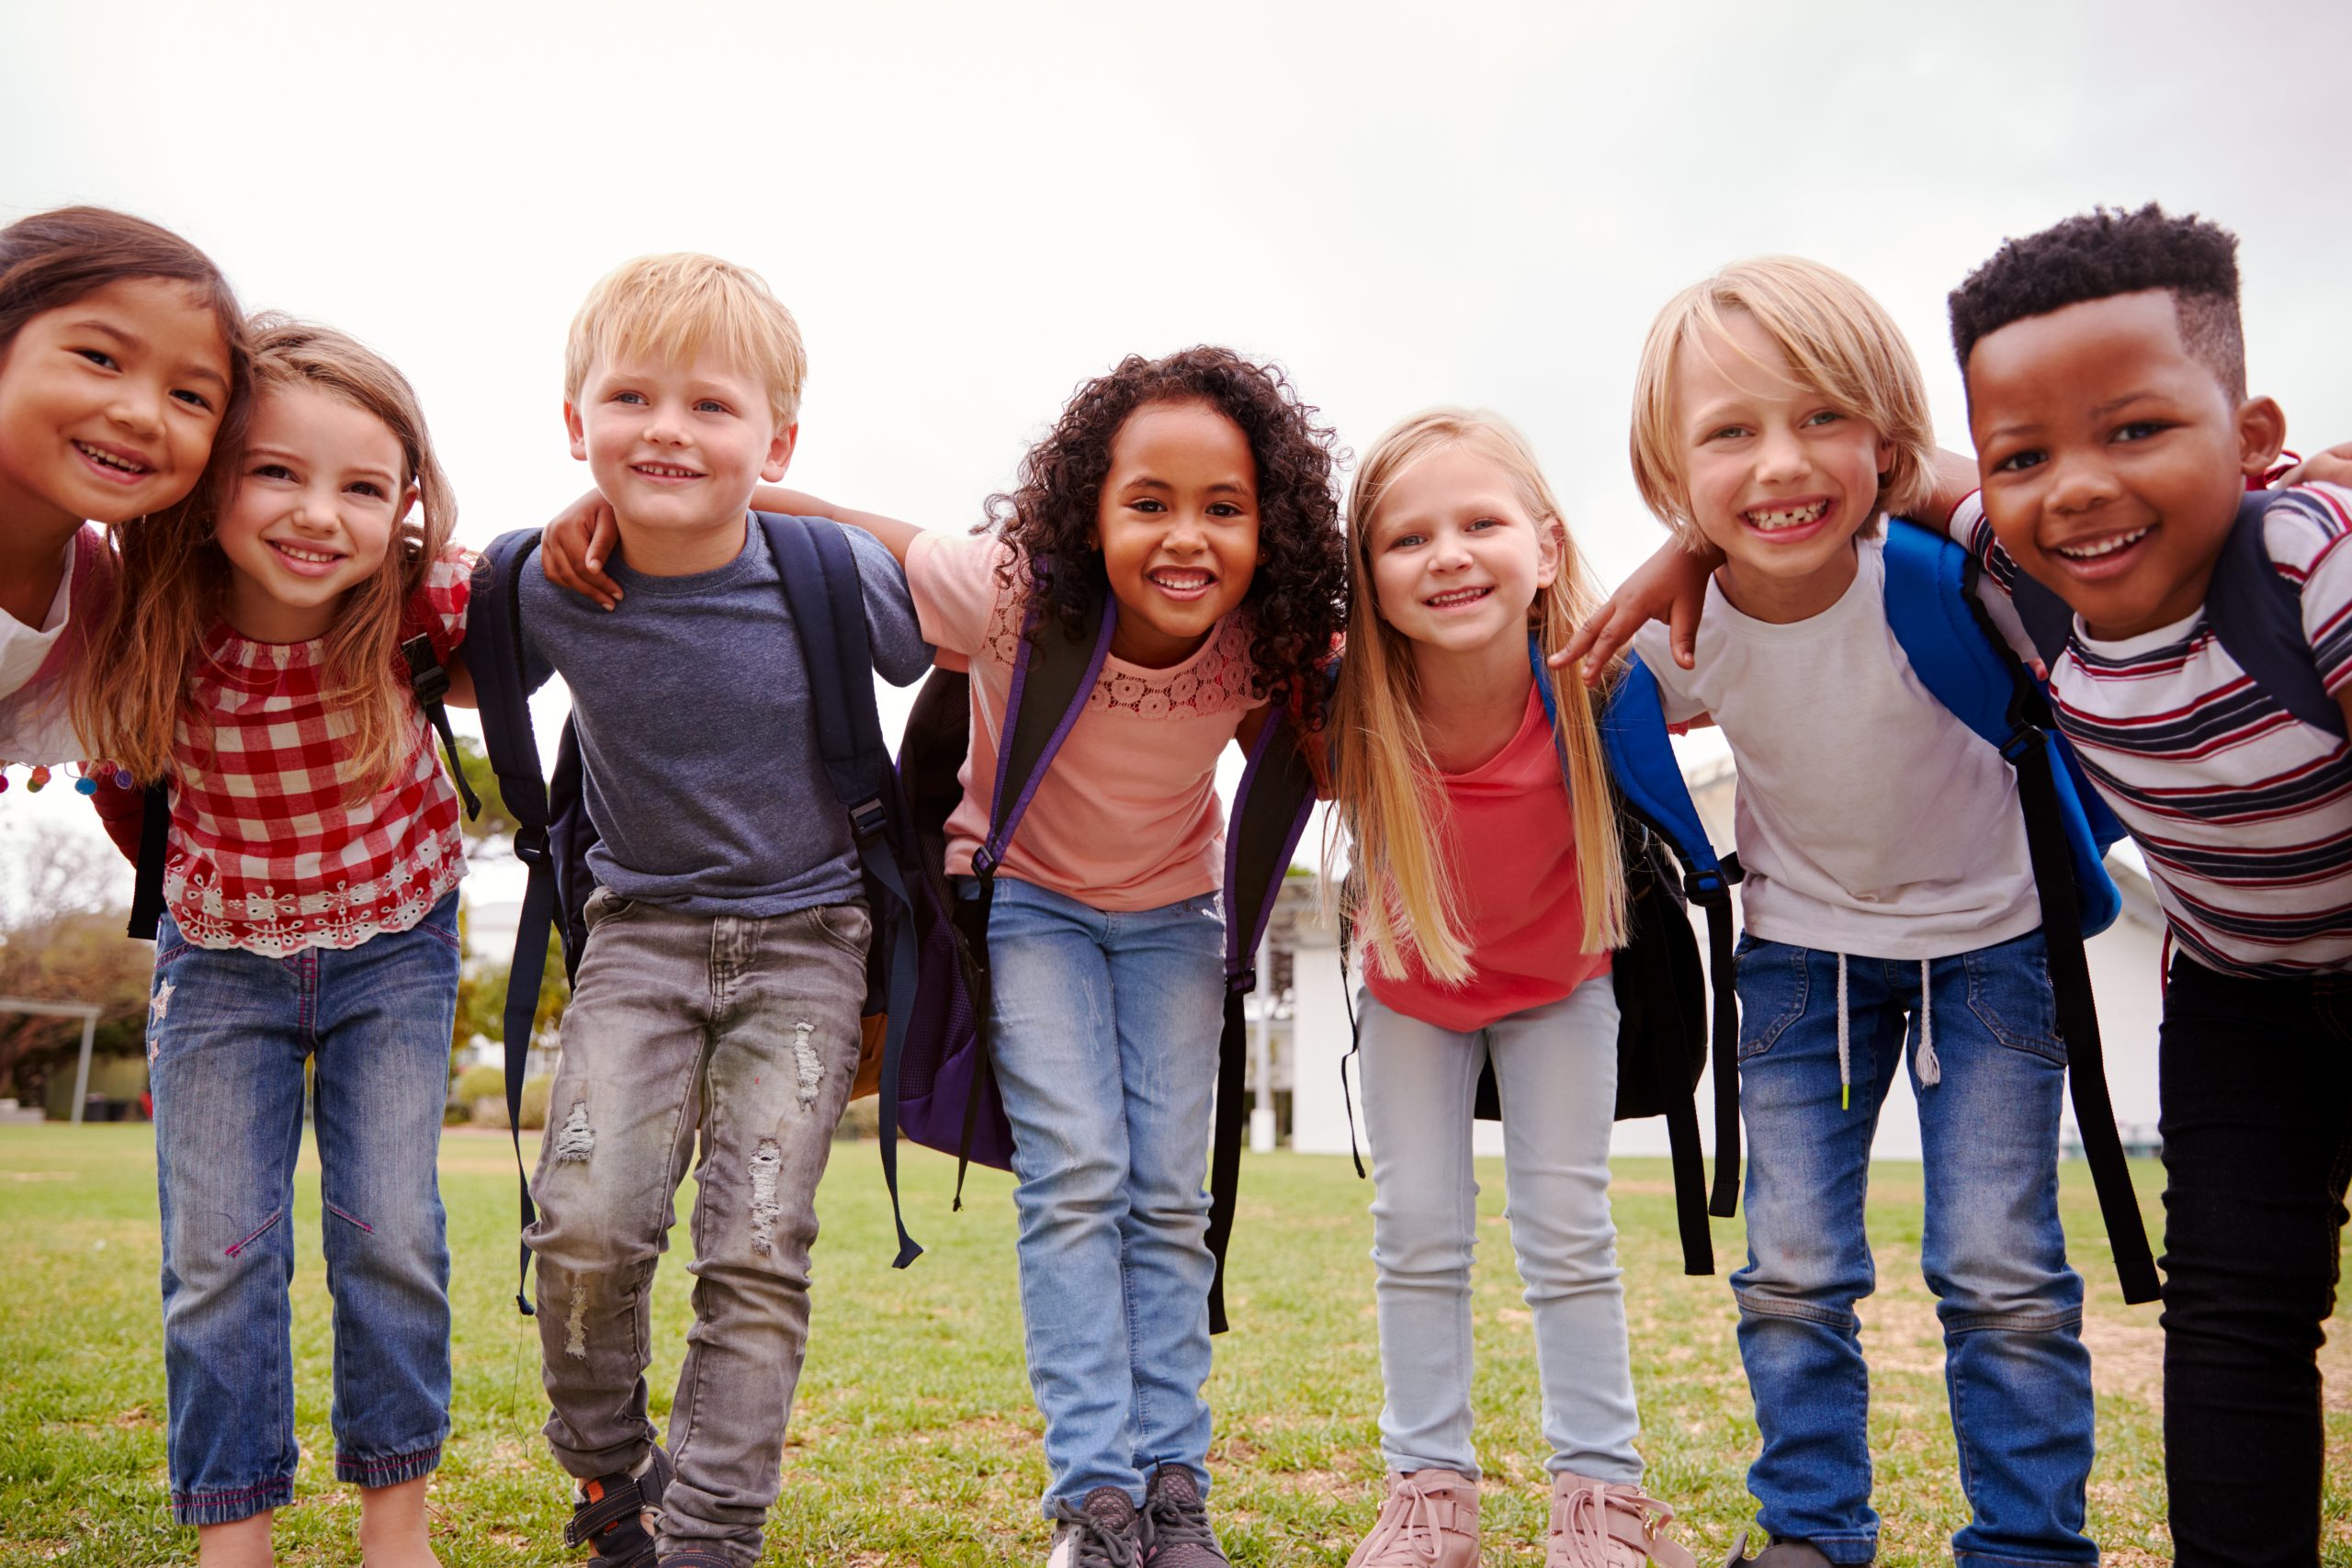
[907,532,1261,910]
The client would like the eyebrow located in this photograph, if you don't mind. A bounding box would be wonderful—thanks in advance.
[1121,474,1254,496]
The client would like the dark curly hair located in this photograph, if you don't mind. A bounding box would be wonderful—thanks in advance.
[983,344,1348,729]
[1949,203,2245,400]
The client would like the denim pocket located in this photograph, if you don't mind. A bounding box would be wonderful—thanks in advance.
[1734,934,1808,1063]
[1964,933,2066,1065]
[809,902,873,962]
[582,886,635,931]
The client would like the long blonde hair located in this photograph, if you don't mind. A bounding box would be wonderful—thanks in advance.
[76,314,457,796]
[1327,409,1625,984]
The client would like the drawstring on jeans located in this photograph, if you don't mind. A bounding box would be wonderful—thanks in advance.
[1836,953,1850,1111]
[1915,958,1940,1087]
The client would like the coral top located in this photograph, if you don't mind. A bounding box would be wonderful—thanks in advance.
[1363,682,1611,1032]
[906,533,1261,911]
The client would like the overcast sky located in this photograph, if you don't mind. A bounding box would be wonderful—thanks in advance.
[6,0,2349,899]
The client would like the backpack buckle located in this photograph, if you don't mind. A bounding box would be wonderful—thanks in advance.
[849,797,888,842]
[1998,724,2039,765]
[969,844,999,876]
[514,825,549,867]
[1683,855,1742,904]
[401,634,449,704]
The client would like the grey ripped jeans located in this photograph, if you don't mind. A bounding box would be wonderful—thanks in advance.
[526,886,869,1568]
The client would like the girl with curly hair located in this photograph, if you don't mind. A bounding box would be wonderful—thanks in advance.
[545,344,1348,1568]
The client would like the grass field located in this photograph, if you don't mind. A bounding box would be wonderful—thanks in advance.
[1,1125,2346,1566]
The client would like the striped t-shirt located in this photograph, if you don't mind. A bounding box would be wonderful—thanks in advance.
[1950,483,2352,976]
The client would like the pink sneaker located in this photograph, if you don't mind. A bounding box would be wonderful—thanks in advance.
[1546,1472,1697,1568]
[1344,1469,1480,1568]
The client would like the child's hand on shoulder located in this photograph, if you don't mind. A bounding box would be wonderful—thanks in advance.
[1552,535,1724,684]
[2278,442,2352,489]
[541,491,624,609]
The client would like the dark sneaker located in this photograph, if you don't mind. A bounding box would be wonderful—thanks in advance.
[1141,1466,1230,1568]
[566,1446,672,1568]
[1048,1485,1145,1568]
[1721,1530,1851,1568]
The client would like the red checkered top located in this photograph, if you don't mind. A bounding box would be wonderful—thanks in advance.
[161,547,473,956]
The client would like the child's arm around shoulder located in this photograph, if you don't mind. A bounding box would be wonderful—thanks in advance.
[838,525,935,688]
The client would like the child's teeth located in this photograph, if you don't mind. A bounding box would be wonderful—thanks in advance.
[1748,501,1828,531]
[78,443,147,473]
[2057,527,2150,559]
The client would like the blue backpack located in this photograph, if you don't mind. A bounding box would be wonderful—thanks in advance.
[1601,523,2164,1304]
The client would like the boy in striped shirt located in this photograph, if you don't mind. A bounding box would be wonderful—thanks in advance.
[1947,205,2350,1568]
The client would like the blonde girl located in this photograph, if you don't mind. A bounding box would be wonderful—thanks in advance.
[75,317,471,1568]
[1329,410,1694,1568]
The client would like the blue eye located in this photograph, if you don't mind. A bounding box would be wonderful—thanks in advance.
[614,390,645,405]
[1805,410,1844,427]
[695,399,729,414]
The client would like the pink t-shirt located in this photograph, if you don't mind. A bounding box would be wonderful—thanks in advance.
[906,532,1261,911]
[1363,682,1612,1032]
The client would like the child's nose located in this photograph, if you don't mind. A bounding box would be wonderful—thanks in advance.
[2047,452,2120,513]
[1755,425,1808,480]
[107,380,167,439]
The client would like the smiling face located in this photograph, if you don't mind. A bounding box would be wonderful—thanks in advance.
[1091,399,1261,667]
[1366,445,1558,663]
[1967,288,2283,641]
[0,277,233,534]
[214,385,410,643]
[1674,309,1894,622]
[565,347,796,575]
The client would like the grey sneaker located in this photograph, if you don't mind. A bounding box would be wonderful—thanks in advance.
[1049,1486,1145,1568]
[1142,1466,1229,1568]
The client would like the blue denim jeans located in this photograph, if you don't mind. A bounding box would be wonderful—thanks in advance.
[1356,982,1642,1483]
[979,876,1227,1517]
[146,892,460,1527]
[1730,930,2095,1568]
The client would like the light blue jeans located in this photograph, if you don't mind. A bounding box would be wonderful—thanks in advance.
[1356,982,1642,1482]
[1731,930,2095,1568]
[980,876,1227,1516]
[146,892,459,1527]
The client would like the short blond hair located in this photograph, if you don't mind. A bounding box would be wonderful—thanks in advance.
[1629,255,1934,547]
[564,253,807,428]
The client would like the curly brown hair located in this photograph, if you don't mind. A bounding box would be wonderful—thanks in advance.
[983,345,1347,729]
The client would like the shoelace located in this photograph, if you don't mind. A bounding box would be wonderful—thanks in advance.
[1549,1480,1675,1568]
[1144,1488,1218,1553]
[1060,1507,1143,1568]
[1360,1475,1458,1567]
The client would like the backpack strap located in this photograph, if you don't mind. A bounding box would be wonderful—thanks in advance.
[759,513,928,1269]
[1548,643,1729,1269]
[948,572,1116,1205]
[401,634,481,821]
[1880,524,2159,1304]
[2205,490,2346,738]
[468,528,562,1315]
[1204,702,1318,1334]
[1594,652,1744,1223]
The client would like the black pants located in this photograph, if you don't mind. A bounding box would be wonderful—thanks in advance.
[2158,955,2352,1567]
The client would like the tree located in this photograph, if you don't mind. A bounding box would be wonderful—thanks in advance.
[0,835,152,1102]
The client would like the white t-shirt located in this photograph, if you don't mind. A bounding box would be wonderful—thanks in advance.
[0,530,91,761]
[1633,535,2041,960]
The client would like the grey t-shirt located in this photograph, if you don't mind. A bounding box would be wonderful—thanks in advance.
[518,516,931,915]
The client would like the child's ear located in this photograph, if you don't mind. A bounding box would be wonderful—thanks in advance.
[564,401,588,462]
[2235,395,2287,478]
[397,481,421,525]
[1534,518,1566,589]
[763,422,799,484]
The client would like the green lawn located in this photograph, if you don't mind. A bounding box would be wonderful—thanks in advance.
[1,1125,2345,1566]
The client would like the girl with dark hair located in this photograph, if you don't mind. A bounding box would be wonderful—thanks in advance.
[542,344,1348,1568]
[0,206,246,751]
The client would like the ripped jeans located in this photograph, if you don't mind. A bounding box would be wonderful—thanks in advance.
[527,887,868,1568]
[147,892,460,1527]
